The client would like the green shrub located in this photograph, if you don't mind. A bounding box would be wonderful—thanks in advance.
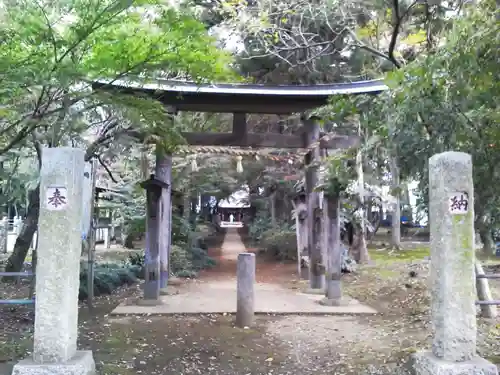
[78,263,140,301]
[170,244,191,273]
[172,215,192,244]
[127,264,144,279]
[114,268,137,285]
[97,262,123,269]
[176,269,198,278]
[189,247,213,270]
[128,252,145,267]
[119,213,216,280]
[248,213,272,243]
[261,228,297,260]
[170,243,216,276]
[93,270,118,293]
[123,216,147,248]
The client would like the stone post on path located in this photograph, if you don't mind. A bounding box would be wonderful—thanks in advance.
[13,147,95,375]
[236,253,255,328]
[412,151,497,375]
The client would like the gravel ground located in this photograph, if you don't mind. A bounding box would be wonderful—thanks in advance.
[1,249,499,375]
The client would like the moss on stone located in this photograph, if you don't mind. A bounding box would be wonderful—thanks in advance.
[452,213,474,264]
[451,213,476,299]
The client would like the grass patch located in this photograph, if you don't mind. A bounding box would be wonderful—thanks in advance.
[368,245,499,265]
[374,268,400,279]
[0,334,32,362]
[477,252,500,264]
[368,246,430,264]
[100,364,136,375]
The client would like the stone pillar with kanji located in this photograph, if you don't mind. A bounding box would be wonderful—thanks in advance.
[13,147,95,375]
[412,151,497,375]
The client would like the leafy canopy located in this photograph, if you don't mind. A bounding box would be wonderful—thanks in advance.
[0,0,238,154]
[321,0,499,226]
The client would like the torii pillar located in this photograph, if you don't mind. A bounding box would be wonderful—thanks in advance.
[303,117,325,292]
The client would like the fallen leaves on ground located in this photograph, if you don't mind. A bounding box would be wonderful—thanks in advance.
[1,251,499,375]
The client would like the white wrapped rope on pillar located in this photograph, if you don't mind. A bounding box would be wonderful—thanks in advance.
[190,155,198,172]
[236,155,243,173]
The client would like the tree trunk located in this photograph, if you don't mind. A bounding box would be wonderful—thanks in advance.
[81,160,97,255]
[475,211,495,255]
[389,156,401,249]
[356,147,370,263]
[200,194,211,221]
[270,192,277,228]
[183,194,190,221]
[391,199,401,248]
[3,184,40,279]
[189,195,198,225]
[349,224,365,262]
[123,233,135,249]
[478,225,495,255]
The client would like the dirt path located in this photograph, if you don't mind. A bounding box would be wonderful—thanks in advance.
[199,229,297,284]
[112,229,375,315]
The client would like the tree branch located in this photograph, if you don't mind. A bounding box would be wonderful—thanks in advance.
[387,0,403,68]
[97,155,118,183]
[31,132,43,168]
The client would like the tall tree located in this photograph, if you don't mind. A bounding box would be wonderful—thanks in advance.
[384,0,499,253]
[1,0,236,273]
[322,0,499,253]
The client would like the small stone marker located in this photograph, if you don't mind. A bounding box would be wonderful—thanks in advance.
[12,147,95,375]
[236,253,255,328]
[412,151,497,375]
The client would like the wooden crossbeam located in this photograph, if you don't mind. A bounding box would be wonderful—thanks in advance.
[181,132,359,149]
[128,127,359,150]
[182,132,300,148]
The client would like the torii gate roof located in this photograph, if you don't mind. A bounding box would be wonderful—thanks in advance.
[93,78,387,114]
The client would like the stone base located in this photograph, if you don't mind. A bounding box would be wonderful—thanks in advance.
[303,288,325,295]
[136,298,165,306]
[319,297,351,306]
[412,351,499,375]
[159,286,180,296]
[12,350,95,375]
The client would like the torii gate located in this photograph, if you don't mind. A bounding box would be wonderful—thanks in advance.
[92,78,387,303]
